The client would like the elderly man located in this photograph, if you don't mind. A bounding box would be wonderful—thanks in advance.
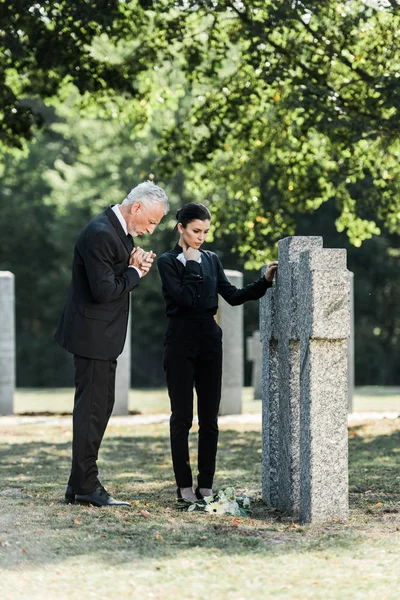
[55,181,169,506]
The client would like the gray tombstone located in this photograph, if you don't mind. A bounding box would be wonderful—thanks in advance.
[246,330,262,399]
[260,237,350,523]
[113,312,131,416]
[218,270,243,415]
[0,272,15,415]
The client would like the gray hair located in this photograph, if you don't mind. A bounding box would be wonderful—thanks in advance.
[122,181,169,215]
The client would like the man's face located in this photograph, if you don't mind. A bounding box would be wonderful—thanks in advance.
[127,201,165,237]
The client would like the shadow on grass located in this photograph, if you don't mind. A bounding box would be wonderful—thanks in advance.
[0,426,398,569]
[348,422,400,509]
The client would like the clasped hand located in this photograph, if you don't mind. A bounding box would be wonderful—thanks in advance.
[181,241,201,262]
[130,247,156,277]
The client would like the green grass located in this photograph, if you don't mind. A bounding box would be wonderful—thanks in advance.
[13,386,400,415]
[352,386,400,412]
[0,416,399,598]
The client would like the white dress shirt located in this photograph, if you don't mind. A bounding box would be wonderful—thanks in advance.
[112,204,141,278]
[176,252,202,266]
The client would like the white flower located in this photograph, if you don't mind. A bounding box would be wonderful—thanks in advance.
[227,501,241,516]
[224,487,236,502]
[185,484,252,517]
[205,501,226,515]
[243,497,251,509]
[217,490,227,502]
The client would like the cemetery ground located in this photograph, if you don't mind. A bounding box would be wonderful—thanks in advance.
[1,390,399,599]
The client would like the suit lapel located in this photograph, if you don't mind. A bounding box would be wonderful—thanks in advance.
[106,206,134,255]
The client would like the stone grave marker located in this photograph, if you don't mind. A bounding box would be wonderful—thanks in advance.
[260,237,350,523]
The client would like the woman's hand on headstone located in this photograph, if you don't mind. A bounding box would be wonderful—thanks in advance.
[265,261,278,282]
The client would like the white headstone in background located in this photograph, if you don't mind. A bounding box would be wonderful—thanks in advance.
[218,270,243,415]
[113,312,131,416]
[247,330,262,399]
[0,272,15,415]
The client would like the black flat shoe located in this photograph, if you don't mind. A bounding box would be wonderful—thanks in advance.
[65,485,75,504]
[195,487,214,499]
[177,487,197,503]
[75,485,130,507]
[177,487,188,503]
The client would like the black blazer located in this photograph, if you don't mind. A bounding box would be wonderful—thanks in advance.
[55,207,140,360]
[157,244,271,318]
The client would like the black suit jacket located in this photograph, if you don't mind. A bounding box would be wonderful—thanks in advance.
[55,206,140,360]
[157,243,271,318]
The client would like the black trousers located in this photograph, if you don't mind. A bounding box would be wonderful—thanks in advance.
[68,355,117,494]
[164,317,223,489]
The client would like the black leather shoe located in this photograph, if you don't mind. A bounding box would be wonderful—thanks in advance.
[65,485,75,504]
[75,485,130,507]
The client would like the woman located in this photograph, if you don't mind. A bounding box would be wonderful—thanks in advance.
[157,203,278,502]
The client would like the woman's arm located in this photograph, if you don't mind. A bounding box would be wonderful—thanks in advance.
[217,256,273,306]
[157,255,204,307]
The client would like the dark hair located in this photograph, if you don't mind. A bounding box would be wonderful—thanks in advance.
[176,202,211,228]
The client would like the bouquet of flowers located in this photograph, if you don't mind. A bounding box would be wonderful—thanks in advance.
[186,487,252,517]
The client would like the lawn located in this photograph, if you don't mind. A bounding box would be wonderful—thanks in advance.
[13,386,400,415]
[0,413,399,599]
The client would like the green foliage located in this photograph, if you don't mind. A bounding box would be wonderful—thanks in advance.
[1,1,400,386]
[0,122,71,385]
[296,198,400,385]
[0,96,183,387]
[2,1,399,260]
[141,0,400,261]
[0,0,149,149]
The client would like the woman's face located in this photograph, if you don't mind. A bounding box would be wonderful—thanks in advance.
[178,219,211,249]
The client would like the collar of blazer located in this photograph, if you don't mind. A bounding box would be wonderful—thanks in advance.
[106,206,134,255]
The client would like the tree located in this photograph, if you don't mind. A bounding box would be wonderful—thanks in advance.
[2,1,400,387]
[3,2,399,262]
[0,0,151,150]
[295,199,400,385]
[0,121,69,385]
[0,92,184,387]
[140,0,400,263]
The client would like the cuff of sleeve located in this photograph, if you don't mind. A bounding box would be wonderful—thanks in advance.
[185,260,202,274]
[258,276,272,288]
[129,265,142,278]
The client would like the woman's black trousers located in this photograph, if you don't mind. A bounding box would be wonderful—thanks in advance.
[163,316,223,489]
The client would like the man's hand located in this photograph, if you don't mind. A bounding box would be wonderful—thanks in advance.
[265,261,278,282]
[183,247,201,262]
[130,248,156,277]
[130,247,146,268]
[140,250,156,276]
